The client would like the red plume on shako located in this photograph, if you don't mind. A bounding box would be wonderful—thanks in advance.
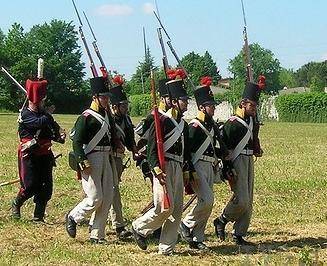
[166,68,186,80]
[166,69,177,80]
[200,76,213,87]
[112,75,124,86]
[257,75,266,90]
[175,68,186,79]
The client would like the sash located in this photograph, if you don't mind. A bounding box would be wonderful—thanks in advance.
[82,109,110,154]
[189,119,215,164]
[228,116,253,161]
[163,115,185,153]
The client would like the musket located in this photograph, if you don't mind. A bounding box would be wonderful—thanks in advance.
[157,28,169,78]
[2,66,29,122]
[150,70,170,211]
[2,59,48,123]
[240,0,264,153]
[141,191,197,215]
[72,0,98,78]
[0,179,20,187]
[1,67,26,93]
[183,194,197,212]
[153,11,196,90]
[2,58,44,94]
[122,157,131,172]
[241,0,254,82]
[83,11,114,88]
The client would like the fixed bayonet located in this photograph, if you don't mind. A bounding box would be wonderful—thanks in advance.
[71,0,98,77]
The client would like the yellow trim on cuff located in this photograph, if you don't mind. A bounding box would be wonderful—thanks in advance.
[183,171,190,179]
[153,166,163,176]
[191,171,199,180]
[79,159,91,171]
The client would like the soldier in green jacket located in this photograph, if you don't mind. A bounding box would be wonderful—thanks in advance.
[108,84,137,239]
[179,83,228,250]
[65,77,121,244]
[213,81,263,246]
[134,78,171,179]
[132,79,195,255]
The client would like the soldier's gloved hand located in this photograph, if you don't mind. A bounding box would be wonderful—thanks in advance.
[183,171,190,186]
[133,152,142,162]
[116,146,125,154]
[254,148,264,157]
[155,172,166,185]
[59,128,66,143]
[82,166,92,176]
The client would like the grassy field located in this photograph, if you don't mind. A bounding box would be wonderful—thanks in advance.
[0,113,326,265]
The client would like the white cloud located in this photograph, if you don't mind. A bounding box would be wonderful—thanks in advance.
[322,52,327,61]
[95,4,133,16]
[142,3,155,14]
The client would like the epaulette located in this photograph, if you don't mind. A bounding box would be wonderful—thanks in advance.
[229,116,237,122]
[82,111,90,117]
[192,122,199,128]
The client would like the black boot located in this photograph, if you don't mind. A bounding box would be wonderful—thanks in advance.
[153,227,162,240]
[232,234,255,246]
[65,213,77,238]
[213,215,228,241]
[11,195,25,220]
[131,227,147,250]
[189,241,209,251]
[116,227,132,239]
[33,202,47,222]
[179,222,192,243]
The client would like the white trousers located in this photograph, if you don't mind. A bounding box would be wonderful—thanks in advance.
[223,155,254,236]
[69,151,114,239]
[183,160,214,242]
[109,157,126,229]
[132,160,184,254]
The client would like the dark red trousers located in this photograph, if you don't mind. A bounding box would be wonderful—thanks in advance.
[17,150,54,205]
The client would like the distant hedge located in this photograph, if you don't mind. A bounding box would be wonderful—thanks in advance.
[129,94,153,117]
[275,93,327,123]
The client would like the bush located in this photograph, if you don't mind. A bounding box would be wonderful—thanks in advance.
[275,92,327,123]
[129,94,153,117]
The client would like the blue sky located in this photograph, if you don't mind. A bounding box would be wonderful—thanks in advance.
[1,0,326,79]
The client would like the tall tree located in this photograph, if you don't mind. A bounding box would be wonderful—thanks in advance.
[228,43,282,93]
[309,75,325,93]
[180,51,221,88]
[295,61,327,90]
[26,20,86,112]
[127,47,157,95]
[0,20,87,113]
[279,68,297,89]
[0,23,28,110]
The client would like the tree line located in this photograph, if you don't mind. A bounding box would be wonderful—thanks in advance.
[0,20,326,113]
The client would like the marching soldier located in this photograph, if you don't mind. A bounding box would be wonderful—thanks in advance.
[132,79,195,255]
[12,78,66,221]
[133,78,171,239]
[65,77,121,244]
[134,78,171,178]
[107,84,137,239]
[179,81,228,250]
[213,81,263,245]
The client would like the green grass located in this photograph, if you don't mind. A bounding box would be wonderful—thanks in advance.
[0,114,326,265]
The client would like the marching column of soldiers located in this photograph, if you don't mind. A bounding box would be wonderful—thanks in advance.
[9,64,265,255]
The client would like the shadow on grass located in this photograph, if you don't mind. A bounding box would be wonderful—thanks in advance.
[209,236,327,255]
